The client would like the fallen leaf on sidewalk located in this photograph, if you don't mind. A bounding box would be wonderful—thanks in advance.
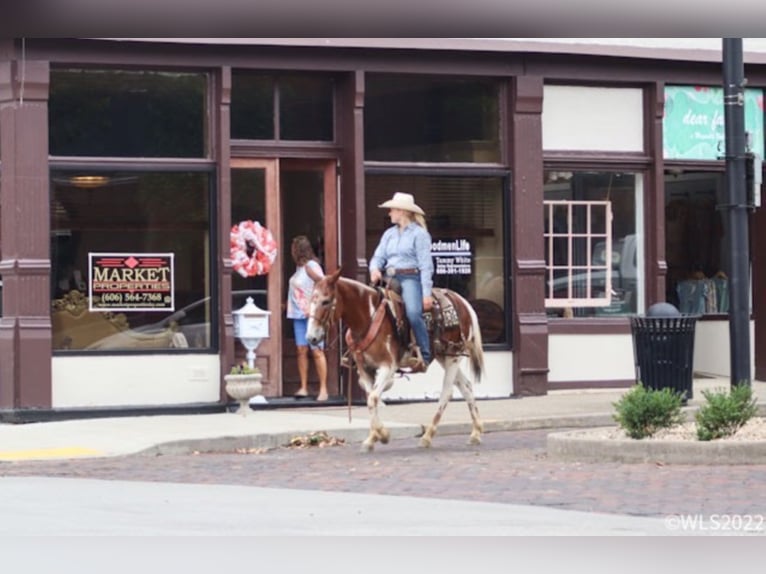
[288,431,346,448]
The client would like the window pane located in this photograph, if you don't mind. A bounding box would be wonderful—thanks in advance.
[231,168,268,311]
[544,171,642,318]
[280,75,334,141]
[231,72,275,140]
[366,174,507,344]
[50,69,207,158]
[231,73,334,141]
[365,74,501,163]
[665,171,731,315]
[50,171,212,350]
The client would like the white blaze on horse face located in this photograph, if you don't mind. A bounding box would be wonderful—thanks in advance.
[305,297,324,342]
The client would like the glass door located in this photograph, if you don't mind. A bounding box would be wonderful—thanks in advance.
[230,159,280,393]
[281,159,339,399]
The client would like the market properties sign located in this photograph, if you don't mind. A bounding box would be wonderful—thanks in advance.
[663,85,764,160]
[89,253,175,312]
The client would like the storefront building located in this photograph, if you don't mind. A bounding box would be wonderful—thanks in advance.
[1,38,765,418]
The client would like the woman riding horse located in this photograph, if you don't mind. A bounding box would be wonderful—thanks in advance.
[369,192,433,373]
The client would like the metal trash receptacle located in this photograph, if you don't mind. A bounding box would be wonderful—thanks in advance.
[630,303,698,402]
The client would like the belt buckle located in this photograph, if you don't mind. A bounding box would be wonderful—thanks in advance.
[385,267,396,277]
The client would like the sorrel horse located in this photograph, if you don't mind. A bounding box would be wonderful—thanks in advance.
[306,268,485,452]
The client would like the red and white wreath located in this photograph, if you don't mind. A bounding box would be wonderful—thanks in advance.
[230,220,278,277]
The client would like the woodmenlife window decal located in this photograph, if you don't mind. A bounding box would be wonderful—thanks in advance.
[88,253,175,312]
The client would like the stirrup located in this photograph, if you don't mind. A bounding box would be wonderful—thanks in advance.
[406,356,429,373]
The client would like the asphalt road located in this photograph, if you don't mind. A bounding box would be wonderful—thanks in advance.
[3,428,765,520]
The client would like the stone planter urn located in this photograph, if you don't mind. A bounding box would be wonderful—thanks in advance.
[224,371,263,416]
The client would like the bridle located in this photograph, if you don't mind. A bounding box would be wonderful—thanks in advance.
[308,289,338,340]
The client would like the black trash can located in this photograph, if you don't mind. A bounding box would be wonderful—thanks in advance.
[630,303,698,402]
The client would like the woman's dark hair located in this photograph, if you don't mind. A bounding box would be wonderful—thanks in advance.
[291,235,317,266]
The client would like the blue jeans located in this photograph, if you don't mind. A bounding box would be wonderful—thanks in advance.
[292,318,324,350]
[396,274,431,363]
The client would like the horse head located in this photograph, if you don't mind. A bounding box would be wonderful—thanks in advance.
[306,267,342,346]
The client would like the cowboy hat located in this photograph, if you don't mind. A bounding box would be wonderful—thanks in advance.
[378,192,425,216]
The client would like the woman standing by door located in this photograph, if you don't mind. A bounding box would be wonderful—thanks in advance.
[287,235,329,401]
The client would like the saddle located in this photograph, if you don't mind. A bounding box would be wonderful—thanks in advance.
[377,282,463,357]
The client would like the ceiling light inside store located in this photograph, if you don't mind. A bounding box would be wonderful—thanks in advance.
[67,175,111,188]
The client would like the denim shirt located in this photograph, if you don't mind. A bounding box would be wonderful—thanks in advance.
[369,223,434,296]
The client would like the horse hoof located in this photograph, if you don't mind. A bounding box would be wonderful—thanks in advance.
[468,435,482,446]
[378,428,390,444]
[360,442,374,453]
[419,437,432,448]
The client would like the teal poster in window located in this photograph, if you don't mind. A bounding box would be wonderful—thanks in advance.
[663,86,764,160]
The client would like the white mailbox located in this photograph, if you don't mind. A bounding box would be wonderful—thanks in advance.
[233,297,271,369]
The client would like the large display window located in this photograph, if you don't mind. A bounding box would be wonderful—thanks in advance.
[365,74,501,163]
[365,173,508,345]
[665,171,734,315]
[50,170,213,351]
[49,68,208,158]
[544,171,644,318]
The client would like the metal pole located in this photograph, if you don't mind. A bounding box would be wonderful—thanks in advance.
[722,38,752,387]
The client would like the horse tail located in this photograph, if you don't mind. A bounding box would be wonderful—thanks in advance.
[457,293,485,383]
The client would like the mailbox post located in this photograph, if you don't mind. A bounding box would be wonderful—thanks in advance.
[232,297,270,370]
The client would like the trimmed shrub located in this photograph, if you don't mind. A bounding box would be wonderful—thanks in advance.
[695,384,758,441]
[613,383,686,439]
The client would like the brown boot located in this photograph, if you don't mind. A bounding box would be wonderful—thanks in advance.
[403,345,429,373]
[405,356,429,373]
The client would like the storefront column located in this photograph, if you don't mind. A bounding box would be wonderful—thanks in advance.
[647,81,668,304]
[510,76,548,396]
[217,66,235,401]
[338,70,367,284]
[337,71,367,402]
[0,58,52,408]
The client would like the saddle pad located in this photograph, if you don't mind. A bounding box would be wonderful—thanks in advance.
[424,289,460,330]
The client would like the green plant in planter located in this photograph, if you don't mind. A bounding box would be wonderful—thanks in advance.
[695,383,757,441]
[613,383,685,439]
[228,363,261,376]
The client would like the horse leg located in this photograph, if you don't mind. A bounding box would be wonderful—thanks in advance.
[361,368,393,452]
[454,369,484,445]
[419,357,459,448]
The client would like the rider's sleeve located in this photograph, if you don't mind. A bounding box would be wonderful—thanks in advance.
[369,228,390,272]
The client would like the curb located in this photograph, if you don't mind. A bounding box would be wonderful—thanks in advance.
[547,428,766,465]
[137,413,618,456]
[138,424,425,456]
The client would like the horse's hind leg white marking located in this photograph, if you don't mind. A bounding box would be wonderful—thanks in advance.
[419,357,460,448]
[454,369,483,445]
[361,367,393,452]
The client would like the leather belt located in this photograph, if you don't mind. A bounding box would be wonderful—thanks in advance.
[386,267,419,276]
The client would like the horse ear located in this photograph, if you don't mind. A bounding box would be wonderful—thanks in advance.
[327,267,342,284]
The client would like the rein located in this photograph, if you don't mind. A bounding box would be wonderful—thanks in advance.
[344,297,388,363]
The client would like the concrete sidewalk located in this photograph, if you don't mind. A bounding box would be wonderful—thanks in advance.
[1,377,764,462]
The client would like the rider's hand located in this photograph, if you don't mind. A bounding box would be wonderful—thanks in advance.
[370,268,382,285]
[423,295,434,311]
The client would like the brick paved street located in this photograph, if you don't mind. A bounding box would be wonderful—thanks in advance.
[2,428,765,519]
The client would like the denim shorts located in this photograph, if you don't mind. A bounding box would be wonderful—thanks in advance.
[292,318,324,350]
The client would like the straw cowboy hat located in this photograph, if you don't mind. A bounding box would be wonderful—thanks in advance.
[378,192,425,216]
